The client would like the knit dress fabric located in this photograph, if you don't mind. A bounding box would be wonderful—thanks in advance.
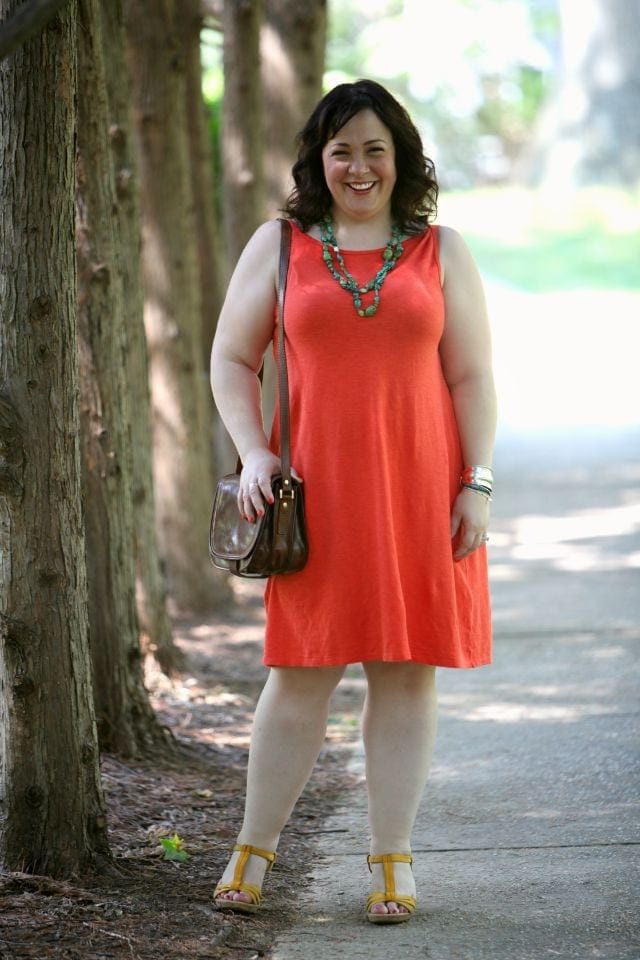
[263,220,492,668]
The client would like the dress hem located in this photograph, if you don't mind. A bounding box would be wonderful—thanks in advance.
[262,654,492,669]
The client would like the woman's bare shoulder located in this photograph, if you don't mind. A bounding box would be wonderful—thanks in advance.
[242,218,284,260]
[435,224,479,284]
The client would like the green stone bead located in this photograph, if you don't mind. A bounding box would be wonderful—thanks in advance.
[364,305,377,317]
[358,309,365,317]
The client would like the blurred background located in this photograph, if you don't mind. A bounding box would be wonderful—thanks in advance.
[203,0,639,441]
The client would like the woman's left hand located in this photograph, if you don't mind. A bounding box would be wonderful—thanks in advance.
[451,486,491,561]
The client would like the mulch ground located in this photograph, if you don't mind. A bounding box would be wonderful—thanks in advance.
[0,581,364,959]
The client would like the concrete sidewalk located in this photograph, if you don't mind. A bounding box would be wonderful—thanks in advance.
[271,429,640,960]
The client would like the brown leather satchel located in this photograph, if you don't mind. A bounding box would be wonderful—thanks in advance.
[209,220,308,578]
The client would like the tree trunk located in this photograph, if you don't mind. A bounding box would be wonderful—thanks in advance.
[76,0,169,756]
[180,0,226,374]
[261,0,326,218]
[99,0,183,675]
[0,1,110,875]
[124,0,231,613]
[222,0,264,269]
[516,0,640,189]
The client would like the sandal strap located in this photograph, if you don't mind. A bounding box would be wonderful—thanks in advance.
[213,844,277,906]
[367,891,416,913]
[366,853,414,905]
[232,843,277,876]
[214,880,262,906]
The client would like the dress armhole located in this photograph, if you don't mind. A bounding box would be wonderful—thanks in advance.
[431,224,444,288]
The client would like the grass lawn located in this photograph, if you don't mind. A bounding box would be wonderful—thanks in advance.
[438,186,640,292]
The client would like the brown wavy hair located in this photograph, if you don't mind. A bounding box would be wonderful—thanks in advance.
[283,79,438,233]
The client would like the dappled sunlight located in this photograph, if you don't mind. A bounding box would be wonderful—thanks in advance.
[513,504,640,543]
[489,500,640,576]
[586,645,627,660]
[444,700,616,723]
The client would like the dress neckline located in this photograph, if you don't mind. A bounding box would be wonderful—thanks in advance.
[291,219,430,255]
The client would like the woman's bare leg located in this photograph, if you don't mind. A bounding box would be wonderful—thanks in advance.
[216,664,345,902]
[362,661,438,916]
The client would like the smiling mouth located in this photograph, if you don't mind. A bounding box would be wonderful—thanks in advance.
[347,181,376,192]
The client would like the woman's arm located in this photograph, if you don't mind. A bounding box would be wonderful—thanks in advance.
[210,219,286,522]
[438,226,498,560]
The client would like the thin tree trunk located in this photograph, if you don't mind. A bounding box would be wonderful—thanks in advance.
[0,0,110,875]
[515,0,640,188]
[262,0,326,218]
[124,0,231,613]
[99,0,183,675]
[180,0,226,374]
[76,0,169,756]
[259,0,326,433]
[222,0,264,269]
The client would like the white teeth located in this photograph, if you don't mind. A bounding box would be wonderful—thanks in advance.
[349,182,375,191]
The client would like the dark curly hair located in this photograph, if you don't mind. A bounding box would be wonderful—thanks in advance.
[283,79,438,234]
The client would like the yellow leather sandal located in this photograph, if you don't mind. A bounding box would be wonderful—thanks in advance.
[213,843,277,914]
[366,853,416,924]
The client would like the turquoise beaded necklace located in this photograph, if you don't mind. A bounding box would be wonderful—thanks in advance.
[319,217,405,318]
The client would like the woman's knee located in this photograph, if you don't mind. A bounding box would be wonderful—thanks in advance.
[363,661,436,701]
[267,664,345,706]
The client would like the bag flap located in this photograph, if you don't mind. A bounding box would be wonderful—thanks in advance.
[210,474,262,561]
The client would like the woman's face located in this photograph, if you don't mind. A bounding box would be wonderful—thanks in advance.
[321,109,397,223]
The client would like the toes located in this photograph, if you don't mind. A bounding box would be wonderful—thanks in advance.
[218,890,251,903]
[380,901,407,915]
[371,902,389,915]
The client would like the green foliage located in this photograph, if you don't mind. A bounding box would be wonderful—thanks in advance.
[465,228,640,292]
[160,833,190,862]
[325,0,560,187]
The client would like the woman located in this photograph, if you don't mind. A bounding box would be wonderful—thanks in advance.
[210,79,496,924]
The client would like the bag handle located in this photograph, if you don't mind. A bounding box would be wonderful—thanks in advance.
[235,219,293,483]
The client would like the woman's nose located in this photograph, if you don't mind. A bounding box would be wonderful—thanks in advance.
[349,154,370,174]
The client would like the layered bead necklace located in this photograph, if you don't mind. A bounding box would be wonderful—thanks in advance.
[319,217,405,318]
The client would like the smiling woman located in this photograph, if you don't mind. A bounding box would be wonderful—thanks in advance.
[210,78,497,925]
[321,112,397,223]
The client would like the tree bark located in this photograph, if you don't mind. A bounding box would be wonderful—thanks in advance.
[0,0,69,60]
[222,0,264,269]
[98,0,183,675]
[124,0,231,613]
[75,0,170,756]
[0,0,110,875]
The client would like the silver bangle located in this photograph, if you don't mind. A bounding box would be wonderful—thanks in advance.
[461,465,493,486]
[462,482,492,501]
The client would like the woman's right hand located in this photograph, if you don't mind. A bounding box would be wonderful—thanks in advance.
[238,448,303,523]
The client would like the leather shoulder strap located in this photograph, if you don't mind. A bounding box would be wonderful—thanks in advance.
[276,219,293,481]
[235,219,293,476]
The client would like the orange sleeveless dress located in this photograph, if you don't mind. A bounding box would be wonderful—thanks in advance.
[264,221,492,668]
